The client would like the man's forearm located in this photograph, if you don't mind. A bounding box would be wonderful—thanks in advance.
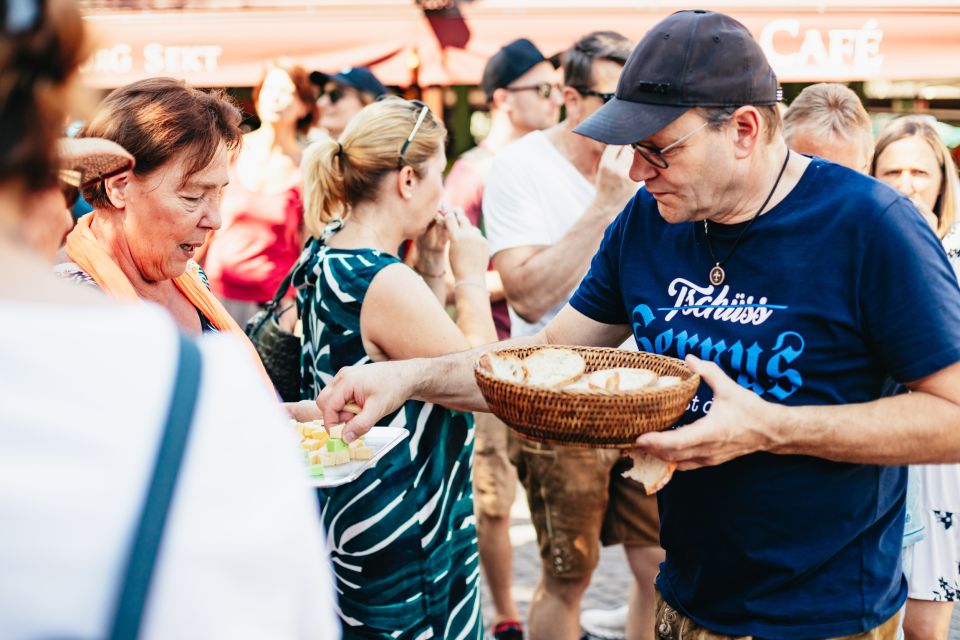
[503,202,618,323]
[410,333,546,412]
[772,392,960,464]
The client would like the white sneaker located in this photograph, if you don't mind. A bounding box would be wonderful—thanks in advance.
[580,605,629,640]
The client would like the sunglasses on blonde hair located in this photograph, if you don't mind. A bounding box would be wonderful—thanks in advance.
[397,100,430,169]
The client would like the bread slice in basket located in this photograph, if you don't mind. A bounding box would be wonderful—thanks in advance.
[478,352,527,383]
[588,367,657,392]
[523,348,586,388]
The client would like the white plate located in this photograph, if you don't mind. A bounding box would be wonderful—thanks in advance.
[307,426,409,488]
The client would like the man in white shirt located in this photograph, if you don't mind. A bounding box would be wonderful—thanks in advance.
[482,31,663,640]
[445,37,561,640]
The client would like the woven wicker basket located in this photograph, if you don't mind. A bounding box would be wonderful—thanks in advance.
[474,346,699,448]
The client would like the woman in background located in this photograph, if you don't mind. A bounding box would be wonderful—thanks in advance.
[873,115,960,640]
[203,59,318,324]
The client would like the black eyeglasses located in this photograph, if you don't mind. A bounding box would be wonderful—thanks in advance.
[630,120,711,170]
[571,87,615,104]
[505,82,561,100]
[398,100,430,169]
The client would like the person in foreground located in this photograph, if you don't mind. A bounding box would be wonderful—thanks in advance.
[317,10,960,640]
[296,96,495,638]
[0,0,338,637]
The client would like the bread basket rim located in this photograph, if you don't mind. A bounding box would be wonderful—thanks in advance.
[474,344,699,397]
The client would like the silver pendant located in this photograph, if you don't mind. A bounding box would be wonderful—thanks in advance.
[709,264,725,286]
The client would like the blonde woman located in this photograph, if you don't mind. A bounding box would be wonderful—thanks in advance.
[294,97,495,638]
[873,115,960,640]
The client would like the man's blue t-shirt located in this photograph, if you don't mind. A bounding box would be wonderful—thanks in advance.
[569,158,960,639]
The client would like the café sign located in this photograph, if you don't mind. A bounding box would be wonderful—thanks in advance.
[760,18,885,80]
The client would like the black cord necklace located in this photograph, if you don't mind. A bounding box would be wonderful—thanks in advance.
[704,149,791,286]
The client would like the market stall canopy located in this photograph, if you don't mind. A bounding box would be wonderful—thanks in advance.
[79,0,960,88]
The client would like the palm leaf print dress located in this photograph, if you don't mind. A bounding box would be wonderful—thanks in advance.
[293,224,482,639]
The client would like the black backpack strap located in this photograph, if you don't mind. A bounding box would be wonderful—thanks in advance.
[108,333,203,640]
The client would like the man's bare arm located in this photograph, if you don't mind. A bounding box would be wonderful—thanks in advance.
[637,357,960,468]
[495,201,619,324]
[772,360,960,464]
[318,305,631,441]
[493,145,638,324]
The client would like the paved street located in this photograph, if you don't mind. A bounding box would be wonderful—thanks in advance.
[481,493,960,639]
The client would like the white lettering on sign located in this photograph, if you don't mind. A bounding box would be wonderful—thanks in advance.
[760,19,884,77]
[143,44,223,74]
[81,43,222,78]
[80,43,133,75]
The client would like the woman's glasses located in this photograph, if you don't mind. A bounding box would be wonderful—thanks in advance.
[398,100,430,169]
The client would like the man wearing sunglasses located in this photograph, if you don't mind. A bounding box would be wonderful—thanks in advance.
[310,66,386,140]
[443,36,559,640]
[478,31,669,640]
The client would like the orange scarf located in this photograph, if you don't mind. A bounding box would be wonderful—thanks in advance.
[65,213,274,388]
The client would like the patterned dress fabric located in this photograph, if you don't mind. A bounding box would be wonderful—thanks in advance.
[293,224,482,639]
[906,223,960,602]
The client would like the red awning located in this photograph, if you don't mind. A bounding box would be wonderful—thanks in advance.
[79,2,960,88]
[81,4,423,88]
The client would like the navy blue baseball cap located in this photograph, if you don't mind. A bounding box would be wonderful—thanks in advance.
[310,66,387,98]
[575,10,782,145]
[481,38,548,99]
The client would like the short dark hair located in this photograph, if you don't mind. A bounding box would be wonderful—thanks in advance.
[0,0,87,194]
[696,105,782,143]
[81,77,243,207]
[562,31,633,90]
[253,59,319,135]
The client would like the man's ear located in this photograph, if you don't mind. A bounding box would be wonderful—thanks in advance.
[730,106,763,159]
[491,88,509,111]
[102,170,132,209]
[562,86,583,124]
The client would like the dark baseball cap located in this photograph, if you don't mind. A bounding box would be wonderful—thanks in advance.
[575,10,781,145]
[481,38,548,99]
[310,66,387,98]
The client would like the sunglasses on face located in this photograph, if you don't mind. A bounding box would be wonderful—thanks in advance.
[505,82,562,100]
[323,86,356,105]
[571,87,615,104]
[630,120,712,170]
[397,100,430,169]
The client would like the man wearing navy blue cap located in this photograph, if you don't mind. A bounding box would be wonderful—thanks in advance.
[316,10,960,639]
[312,66,387,139]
